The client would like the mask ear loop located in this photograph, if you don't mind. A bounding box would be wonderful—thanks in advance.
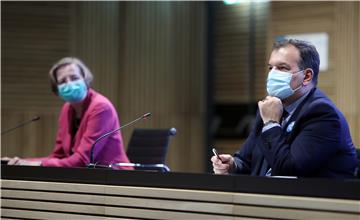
[292,70,305,92]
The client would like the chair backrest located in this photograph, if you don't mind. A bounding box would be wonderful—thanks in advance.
[126,128,176,165]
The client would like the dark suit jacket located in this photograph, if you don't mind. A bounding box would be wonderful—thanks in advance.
[233,88,357,178]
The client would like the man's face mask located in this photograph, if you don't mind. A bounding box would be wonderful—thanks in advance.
[266,68,304,100]
[57,79,87,103]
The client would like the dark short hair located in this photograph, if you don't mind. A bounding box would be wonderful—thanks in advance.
[272,39,320,85]
[49,57,93,95]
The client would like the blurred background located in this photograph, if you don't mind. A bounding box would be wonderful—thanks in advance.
[2,1,359,173]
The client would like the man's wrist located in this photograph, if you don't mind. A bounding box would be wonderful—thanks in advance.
[263,120,280,126]
[262,120,281,133]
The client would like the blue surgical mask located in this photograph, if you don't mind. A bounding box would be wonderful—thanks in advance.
[58,79,88,103]
[266,68,303,99]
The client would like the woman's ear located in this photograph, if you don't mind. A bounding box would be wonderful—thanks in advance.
[303,68,313,85]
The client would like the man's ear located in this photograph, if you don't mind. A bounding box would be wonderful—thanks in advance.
[303,68,313,85]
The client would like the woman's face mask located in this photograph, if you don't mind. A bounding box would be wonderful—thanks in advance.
[57,79,87,103]
[266,68,304,100]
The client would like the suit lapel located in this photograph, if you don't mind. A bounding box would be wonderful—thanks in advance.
[254,113,270,175]
[284,87,317,142]
[252,88,317,175]
[63,105,75,156]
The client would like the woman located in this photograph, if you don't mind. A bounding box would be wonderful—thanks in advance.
[6,57,132,168]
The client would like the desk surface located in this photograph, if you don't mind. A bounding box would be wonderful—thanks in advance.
[1,165,359,200]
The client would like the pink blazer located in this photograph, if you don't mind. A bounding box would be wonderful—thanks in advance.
[40,89,132,168]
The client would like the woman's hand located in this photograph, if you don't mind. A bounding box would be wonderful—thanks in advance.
[4,157,41,166]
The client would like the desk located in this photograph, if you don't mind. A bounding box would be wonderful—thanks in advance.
[1,165,359,219]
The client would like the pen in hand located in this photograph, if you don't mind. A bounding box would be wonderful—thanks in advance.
[212,147,223,163]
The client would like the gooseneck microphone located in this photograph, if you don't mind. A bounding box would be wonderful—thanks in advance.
[88,112,151,168]
[1,116,40,135]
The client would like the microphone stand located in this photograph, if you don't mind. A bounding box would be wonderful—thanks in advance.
[1,116,40,135]
[88,113,151,168]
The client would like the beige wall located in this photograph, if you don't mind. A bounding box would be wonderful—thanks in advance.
[1,2,207,172]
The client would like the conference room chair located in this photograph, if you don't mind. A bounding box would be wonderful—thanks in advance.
[112,127,176,172]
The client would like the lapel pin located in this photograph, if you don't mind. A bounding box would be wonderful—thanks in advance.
[286,121,295,133]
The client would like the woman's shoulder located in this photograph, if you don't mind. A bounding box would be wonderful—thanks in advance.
[88,89,116,112]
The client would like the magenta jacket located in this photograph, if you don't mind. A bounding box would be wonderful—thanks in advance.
[40,89,132,168]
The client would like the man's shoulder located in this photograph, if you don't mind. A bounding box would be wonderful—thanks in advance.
[304,88,342,119]
[307,88,336,109]
[309,88,329,101]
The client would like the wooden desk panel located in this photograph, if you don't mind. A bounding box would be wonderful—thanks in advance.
[2,179,359,220]
[1,166,359,219]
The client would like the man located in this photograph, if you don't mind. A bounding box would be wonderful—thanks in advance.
[212,39,357,178]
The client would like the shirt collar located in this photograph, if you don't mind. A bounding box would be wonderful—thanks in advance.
[284,90,310,115]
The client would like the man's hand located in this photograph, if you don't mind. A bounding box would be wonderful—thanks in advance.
[258,96,283,124]
[211,154,235,174]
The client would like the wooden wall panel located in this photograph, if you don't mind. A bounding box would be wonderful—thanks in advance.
[358,2,360,147]
[214,2,269,103]
[267,2,336,97]
[118,2,206,172]
[333,2,360,146]
[1,2,70,158]
[2,2,70,110]
[70,2,122,109]
[1,2,207,172]
[3,1,356,174]
[268,1,360,146]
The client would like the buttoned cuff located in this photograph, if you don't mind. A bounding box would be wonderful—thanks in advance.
[262,122,281,133]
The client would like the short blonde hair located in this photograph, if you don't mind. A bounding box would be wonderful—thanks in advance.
[49,57,94,94]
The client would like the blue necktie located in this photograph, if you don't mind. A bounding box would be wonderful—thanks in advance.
[281,109,289,128]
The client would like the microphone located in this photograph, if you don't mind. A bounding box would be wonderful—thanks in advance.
[88,112,151,168]
[1,116,40,135]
